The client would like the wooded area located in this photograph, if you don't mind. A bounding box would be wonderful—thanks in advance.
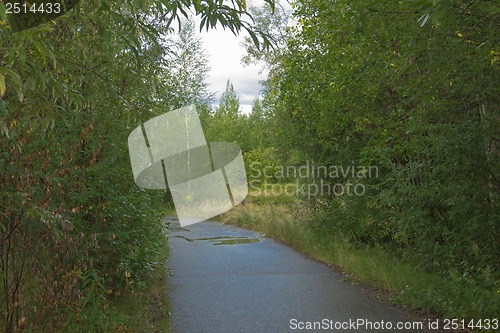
[1,0,498,332]
[0,0,273,331]
[251,0,499,284]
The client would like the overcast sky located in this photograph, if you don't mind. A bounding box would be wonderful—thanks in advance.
[196,0,278,114]
[199,26,266,114]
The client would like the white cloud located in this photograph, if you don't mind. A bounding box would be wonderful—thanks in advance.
[200,28,264,114]
[191,0,293,114]
[196,1,272,114]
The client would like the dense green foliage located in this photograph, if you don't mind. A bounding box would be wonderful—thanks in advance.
[238,0,499,320]
[0,0,275,331]
[1,0,497,330]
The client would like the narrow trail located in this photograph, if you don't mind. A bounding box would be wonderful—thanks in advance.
[166,219,424,333]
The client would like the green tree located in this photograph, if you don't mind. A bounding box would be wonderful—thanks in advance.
[217,79,241,118]
[206,80,250,150]
[247,97,275,150]
[160,18,214,111]
[252,0,499,317]
[0,0,277,331]
[242,0,292,76]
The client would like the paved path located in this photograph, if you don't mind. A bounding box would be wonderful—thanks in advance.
[166,219,424,333]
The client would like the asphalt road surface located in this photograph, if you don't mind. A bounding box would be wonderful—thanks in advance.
[166,219,424,333]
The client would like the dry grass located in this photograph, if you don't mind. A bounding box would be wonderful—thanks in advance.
[220,192,498,329]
